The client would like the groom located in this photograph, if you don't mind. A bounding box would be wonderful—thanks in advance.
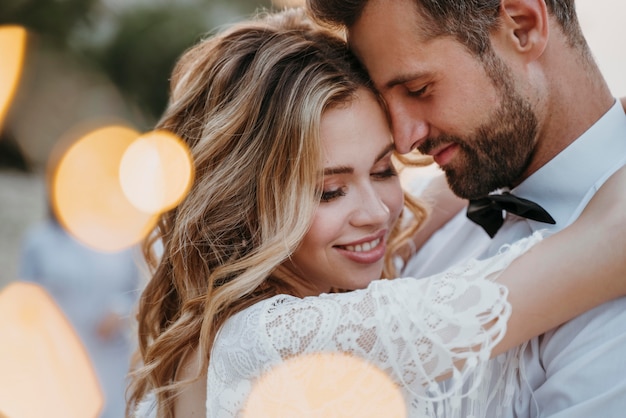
[308,0,626,416]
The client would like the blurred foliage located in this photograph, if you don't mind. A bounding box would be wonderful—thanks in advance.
[0,0,99,46]
[0,0,274,129]
[85,5,215,125]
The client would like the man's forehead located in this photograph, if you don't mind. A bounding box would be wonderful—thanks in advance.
[347,19,439,92]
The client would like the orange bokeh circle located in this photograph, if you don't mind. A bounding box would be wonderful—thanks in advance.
[0,282,103,418]
[243,352,406,418]
[119,129,193,214]
[0,25,27,128]
[51,125,158,252]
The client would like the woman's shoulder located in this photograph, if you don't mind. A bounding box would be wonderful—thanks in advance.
[222,294,300,326]
[213,294,301,353]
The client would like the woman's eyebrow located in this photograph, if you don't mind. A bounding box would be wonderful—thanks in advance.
[323,144,394,176]
[324,166,352,176]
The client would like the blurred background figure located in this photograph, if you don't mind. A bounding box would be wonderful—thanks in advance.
[18,204,141,418]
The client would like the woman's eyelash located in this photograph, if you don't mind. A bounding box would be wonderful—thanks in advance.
[372,167,397,179]
[320,166,396,202]
[321,188,346,202]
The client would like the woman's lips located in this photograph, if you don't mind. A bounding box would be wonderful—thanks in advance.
[335,235,386,264]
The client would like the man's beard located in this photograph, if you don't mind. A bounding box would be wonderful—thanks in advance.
[418,64,539,199]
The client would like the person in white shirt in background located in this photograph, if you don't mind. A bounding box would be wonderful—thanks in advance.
[307,0,626,416]
[19,206,140,418]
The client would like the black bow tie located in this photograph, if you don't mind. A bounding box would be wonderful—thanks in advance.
[467,192,555,238]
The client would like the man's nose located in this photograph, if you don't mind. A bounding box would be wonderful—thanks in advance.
[389,104,429,154]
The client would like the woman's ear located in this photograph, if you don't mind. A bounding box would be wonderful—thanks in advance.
[498,0,549,61]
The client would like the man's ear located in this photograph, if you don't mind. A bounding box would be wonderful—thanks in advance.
[499,0,549,61]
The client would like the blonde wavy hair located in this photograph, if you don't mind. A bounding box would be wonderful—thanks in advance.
[127,7,430,417]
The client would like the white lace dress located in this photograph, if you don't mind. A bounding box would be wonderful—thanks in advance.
[135,233,542,418]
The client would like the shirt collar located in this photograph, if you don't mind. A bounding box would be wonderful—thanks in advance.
[512,99,626,228]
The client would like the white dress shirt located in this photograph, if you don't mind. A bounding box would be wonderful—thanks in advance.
[403,99,626,417]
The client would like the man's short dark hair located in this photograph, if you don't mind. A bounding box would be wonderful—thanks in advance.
[307,0,588,57]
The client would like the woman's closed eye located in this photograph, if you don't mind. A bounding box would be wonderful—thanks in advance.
[372,166,397,180]
[321,187,346,202]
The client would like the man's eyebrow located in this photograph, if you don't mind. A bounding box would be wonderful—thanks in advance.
[384,71,428,91]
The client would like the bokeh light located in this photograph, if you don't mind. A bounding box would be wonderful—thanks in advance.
[243,352,406,418]
[119,129,193,214]
[51,125,158,252]
[0,282,103,418]
[0,25,27,130]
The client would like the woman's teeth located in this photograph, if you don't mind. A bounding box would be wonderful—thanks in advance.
[344,238,381,253]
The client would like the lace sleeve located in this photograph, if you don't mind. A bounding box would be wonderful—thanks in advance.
[206,232,543,417]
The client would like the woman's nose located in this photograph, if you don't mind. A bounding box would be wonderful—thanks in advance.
[350,187,390,227]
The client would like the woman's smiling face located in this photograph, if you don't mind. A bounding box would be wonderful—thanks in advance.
[286,88,404,295]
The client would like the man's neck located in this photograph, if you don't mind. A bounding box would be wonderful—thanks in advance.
[520,39,614,181]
